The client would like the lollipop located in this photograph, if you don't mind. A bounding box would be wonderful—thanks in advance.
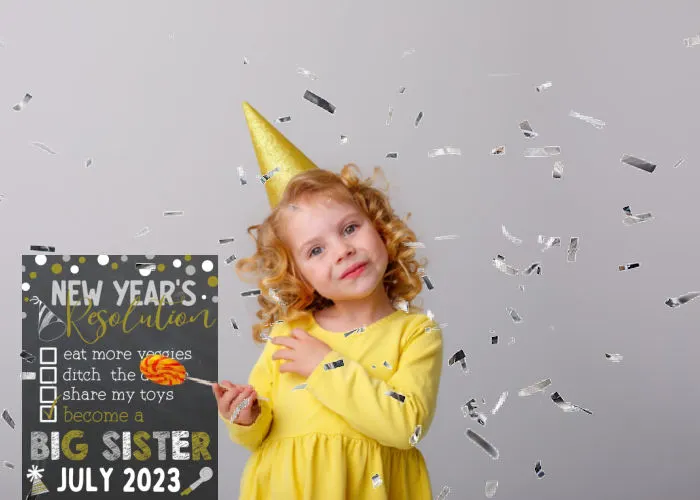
[140,354,214,387]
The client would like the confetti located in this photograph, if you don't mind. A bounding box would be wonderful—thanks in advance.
[382,361,392,370]
[519,120,538,138]
[296,67,319,80]
[230,397,249,423]
[491,391,508,414]
[409,425,423,446]
[258,166,281,184]
[536,81,552,92]
[30,141,57,154]
[672,158,686,169]
[340,135,349,144]
[618,262,640,271]
[12,93,32,111]
[418,269,434,290]
[303,90,336,114]
[491,145,506,155]
[323,359,344,371]
[243,56,249,64]
[524,146,560,157]
[501,225,523,245]
[21,372,36,380]
[522,262,542,275]
[3,461,14,469]
[465,429,499,460]
[371,473,383,488]
[622,206,653,225]
[393,299,409,313]
[385,152,398,159]
[20,350,36,363]
[535,460,545,478]
[538,235,561,252]
[343,326,365,338]
[428,147,461,158]
[683,34,700,47]
[163,210,184,217]
[2,409,15,429]
[229,317,238,331]
[506,307,523,324]
[518,378,551,396]
[241,289,261,297]
[435,485,451,499]
[135,263,156,272]
[224,254,237,265]
[605,353,623,362]
[448,349,469,374]
[567,237,579,262]
[292,383,307,391]
[386,391,406,403]
[397,86,406,94]
[553,160,564,179]
[621,153,656,173]
[401,48,416,58]
[237,166,248,186]
[219,237,235,245]
[491,335,498,344]
[414,111,423,127]
[275,116,291,124]
[665,291,700,308]
[492,255,520,276]
[550,391,593,414]
[485,480,499,498]
[134,227,150,238]
[30,245,55,252]
[569,110,606,129]
[434,234,459,241]
[402,242,425,248]
[386,106,393,126]
[462,398,487,425]
[83,158,94,168]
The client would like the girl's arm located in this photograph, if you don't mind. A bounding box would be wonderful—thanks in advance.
[305,315,443,450]
[219,339,275,452]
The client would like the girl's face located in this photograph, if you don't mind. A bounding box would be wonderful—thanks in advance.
[281,195,389,305]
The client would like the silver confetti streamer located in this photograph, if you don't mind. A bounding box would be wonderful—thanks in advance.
[21,372,36,380]
[401,48,416,58]
[485,480,499,498]
[501,225,523,245]
[224,254,237,265]
[462,398,488,426]
[522,262,542,276]
[605,353,623,362]
[20,350,36,363]
[672,158,686,169]
[371,473,383,488]
[665,291,700,308]
[84,158,93,168]
[292,383,307,391]
[519,120,538,138]
[3,461,14,469]
[434,234,459,241]
[12,93,32,111]
[163,210,184,216]
[567,237,579,262]
[237,166,247,186]
[683,34,700,47]
[385,152,398,159]
[409,425,423,446]
[383,361,392,370]
[524,146,560,157]
[553,160,564,179]
[538,235,561,251]
[428,147,461,158]
[569,110,606,129]
[2,409,15,429]
[402,242,426,248]
[506,307,523,324]
[621,153,656,173]
[465,429,499,460]
[435,485,451,500]
[134,227,150,238]
[491,145,506,155]
[229,317,238,331]
[386,106,393,126]
[30,141,57,154]
[242,56,249,64]
[258,166,281,184]
[219,237,235,244]
[618,262,640,271]
[448,350,468,374]
[303,90,336,114]
[241,289,261,297]
[340,135,349,144]
[414,111,423,127]
[30,245,55,252]
[492,255,519,276]
[386,391,406,403]
[491,391,508,414]
[296,67,319,80]
[551,391,593,414]
[518,378,551,396]
[397,86,406,94]
[323,359,344,371]
[343,326,365,338]
[536,81,552,92]
[535,460,545,478]
[275,116,291,124]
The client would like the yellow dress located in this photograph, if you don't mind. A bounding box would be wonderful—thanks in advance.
[219,309,444,499]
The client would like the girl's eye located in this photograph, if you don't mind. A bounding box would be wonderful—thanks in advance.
[308,223,359,258]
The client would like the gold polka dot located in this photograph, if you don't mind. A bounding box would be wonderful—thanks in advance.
[207,276,218,287]
[29,272,37,279]
[111,263,118,270]
[24,296,29,302]
[157,263,166,272]
[79,256,86,263]
[51,263,62,274]
[184,255,192,261]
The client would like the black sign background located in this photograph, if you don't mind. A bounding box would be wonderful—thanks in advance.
[21,254,218,499]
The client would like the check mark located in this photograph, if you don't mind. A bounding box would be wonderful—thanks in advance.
[43,394,62,420]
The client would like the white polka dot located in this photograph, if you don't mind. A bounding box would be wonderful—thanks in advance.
[212,296,219,303]
[202,260,214,272]
[70,265,79,274]
[139,267,153,277]
[22,311,27,319]
[121,255,128,262]
[145,253,155,260]
[35,255,47,266]
[185,265,196,276]
[173,259,182,268]
[201,295,207,300]
[21,283,30,291]
[97,255,109,266]
[62,255,71,262]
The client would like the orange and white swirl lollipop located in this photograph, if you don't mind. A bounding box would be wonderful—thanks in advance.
[140,354,187,386]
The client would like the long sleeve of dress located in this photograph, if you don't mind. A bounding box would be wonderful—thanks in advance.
[219,338,275,453]
[304,316,443,450]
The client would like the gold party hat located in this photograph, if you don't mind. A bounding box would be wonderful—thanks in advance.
[242,102,319,208]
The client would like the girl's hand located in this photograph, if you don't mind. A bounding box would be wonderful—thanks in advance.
[212,381,261,426]
[270,328,332,378]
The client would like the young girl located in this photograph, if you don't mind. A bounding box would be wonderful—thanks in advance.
[212,102,444,499]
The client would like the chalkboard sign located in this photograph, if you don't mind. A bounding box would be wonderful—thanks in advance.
[21,254,218,499]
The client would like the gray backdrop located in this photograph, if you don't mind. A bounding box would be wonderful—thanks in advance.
[2,0,700,498]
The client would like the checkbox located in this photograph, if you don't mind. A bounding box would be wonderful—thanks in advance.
[39,405,57,423]
[39,347,57,365]
[39,386,57,404]
[39,367,57,384]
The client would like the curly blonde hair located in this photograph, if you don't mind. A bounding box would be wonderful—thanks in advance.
[235,163,428,344]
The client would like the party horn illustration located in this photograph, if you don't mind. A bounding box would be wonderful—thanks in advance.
[180,466,213,496]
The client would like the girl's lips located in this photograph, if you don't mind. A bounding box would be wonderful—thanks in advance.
[341,262,367,279]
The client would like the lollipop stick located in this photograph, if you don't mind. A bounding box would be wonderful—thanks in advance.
[186,376,217,387]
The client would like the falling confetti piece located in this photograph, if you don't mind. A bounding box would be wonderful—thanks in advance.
[30,142,57,154]
[386,106,393,126]
[535,460,545,478]
[323,359,344,371]
[536,81,552,92]
[243,56,249,64]
[340,135,349,144]
[605,353,623,362]
[569,110,606,129]
[275,116,291,124]
[491,145,506,155]
[551,391,593,414]
[371,473,383,488]
[30,245,55,252]
[485,480,499,498]
[465,429,499,459]
[506,307,523,323]
[665,291,700,308]
[303,90,336,114]
[448,349,469,374]
[386,391,406,403]
[567,237,579,262]
[84,158,93,168]
[401,48,416,58]
[434,234,459,240]
[435,485,451,499]
[258,166,281,185]
[553,160,564,179]
[134,227,150,238]
[386,152,398,159]
[538,235,561,252]
[683,34,700,47]
[20,350,36,363]
[2,409,15,429]
[518,378,551,396]
[219,237,235,244]
[491,391,508,414]
[672,158,686,169]
[502,225,523,245]
[621,153,656,173]
[414,111,423,127]
[409,425,423,446]
[524,146,560,157]
[519,120,538,138]
[397,86,406,94]
[237,166,248,185]
[12,93,32,111]
[163,210,184,217]
[296,67,319,80]
[428,147,461,158]
[21,372,36,380]
[618,262,640,271]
